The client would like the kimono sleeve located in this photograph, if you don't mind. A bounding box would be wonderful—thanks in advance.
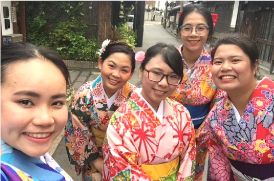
[207,110,233,181]
[103,112,152,181]
[64,83,99,170]
[176,108,197,181]
[194,118,211,180]
[208,135,234,180]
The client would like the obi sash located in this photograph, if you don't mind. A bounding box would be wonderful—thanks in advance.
[141,157,179,181]
[229,159,274,180]
[184,103,210,129]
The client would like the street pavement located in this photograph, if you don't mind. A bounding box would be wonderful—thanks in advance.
[51,20,180,180]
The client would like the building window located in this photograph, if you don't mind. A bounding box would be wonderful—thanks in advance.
[3,6,10,29]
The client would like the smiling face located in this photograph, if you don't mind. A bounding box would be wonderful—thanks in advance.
[1,58,68,157]
[211,44,258,94]
[179,11,209,53]
[141,54,178,110]
[98,52,133,97]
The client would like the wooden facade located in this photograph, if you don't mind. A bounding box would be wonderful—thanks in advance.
[1,1,114,45]
[204,1,274,74]
[238,2,274,73]
[203,1,235,33]
[83,1,113,43]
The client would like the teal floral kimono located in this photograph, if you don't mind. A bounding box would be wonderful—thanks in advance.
[64,75,135,177]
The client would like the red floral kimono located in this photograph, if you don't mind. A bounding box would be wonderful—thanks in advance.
[205,77,274,180]
[103,89,196,181]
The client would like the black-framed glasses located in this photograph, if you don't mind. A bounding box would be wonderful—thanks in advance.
[144,69,181,86]
[180,24,209,35]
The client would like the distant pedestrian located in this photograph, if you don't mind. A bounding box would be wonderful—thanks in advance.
[204,35,274,180]
[1,42,73,180]
[64,40,136,181]
[169,4,224,179]
[103,43,196,180]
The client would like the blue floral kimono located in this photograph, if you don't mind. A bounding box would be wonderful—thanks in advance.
[1,140,73,181]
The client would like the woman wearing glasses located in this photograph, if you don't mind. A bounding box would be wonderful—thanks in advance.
[171,3,220,130]
[103,43,196,180]
[169,4,224,180]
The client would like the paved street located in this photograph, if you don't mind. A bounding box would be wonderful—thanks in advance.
[51,20,181,180]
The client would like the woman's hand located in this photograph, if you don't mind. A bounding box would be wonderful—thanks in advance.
[91,172,102,181]
[92,157,103,173]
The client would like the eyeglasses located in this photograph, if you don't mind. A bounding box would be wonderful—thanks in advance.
[144,69,181,86]
[180,24,209,35]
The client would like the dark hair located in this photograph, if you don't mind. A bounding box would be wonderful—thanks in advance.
[1,42,70,86]
[100,41,135,73]
[211,35,259,67]
[178,4,214,40]
[140,43,183,77]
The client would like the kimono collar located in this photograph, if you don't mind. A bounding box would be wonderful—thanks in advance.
[104,90,118,109]
[179,45,209,70]
[135,88,164,123]
[1,139,72,181]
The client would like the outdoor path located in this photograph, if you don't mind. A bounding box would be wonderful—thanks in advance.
[51,20,180,180]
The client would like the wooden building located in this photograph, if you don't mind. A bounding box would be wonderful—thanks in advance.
[1,1,144,46]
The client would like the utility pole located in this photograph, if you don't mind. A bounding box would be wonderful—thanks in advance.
[134,1,145,47]
[18,1,26,41]
[163,1,168,28]
[180,1,184,12]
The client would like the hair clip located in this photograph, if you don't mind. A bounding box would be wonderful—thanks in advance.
[97,39,111,57]
[135,51,145,62]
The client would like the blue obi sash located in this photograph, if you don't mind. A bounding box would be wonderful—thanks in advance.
[184,103,210,129]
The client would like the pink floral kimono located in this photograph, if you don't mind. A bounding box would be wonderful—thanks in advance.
[64,75,135,176]
[204,77,274,180]
[103,89,196,181]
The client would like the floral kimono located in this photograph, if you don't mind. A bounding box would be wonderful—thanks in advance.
[103,89,196,181]
[64,75,135,176]
[1,140,73,181]
[170,46,225,180]
[205,77,274,180]
[170,47,222,129]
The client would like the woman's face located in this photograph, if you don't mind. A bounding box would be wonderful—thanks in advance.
[211,44,258,94]
[1,58,68,157]
[141,54,179,110]
[99,52,133,97]
[179,11,209,53]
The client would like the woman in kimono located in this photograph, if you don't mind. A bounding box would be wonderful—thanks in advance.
[170,4,219,129]
[206,35,274,180]
[103,43,196,181]
[169,4,224,179]
[64,40,136,180]
[1,43,73,180]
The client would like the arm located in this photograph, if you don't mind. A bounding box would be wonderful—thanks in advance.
[64,84,100,174]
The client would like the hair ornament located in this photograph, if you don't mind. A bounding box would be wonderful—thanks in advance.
[135,51,145,62]
[97,39,111,56]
